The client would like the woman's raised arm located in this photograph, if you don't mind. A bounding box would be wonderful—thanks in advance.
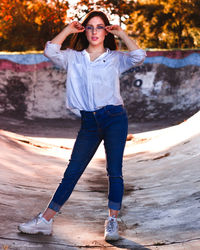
[51,21,85,45]
[105,25,139,51]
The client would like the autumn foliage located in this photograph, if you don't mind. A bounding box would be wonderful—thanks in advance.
[126,0,200,49]
[0,0,69,51]
[0,0,199,51]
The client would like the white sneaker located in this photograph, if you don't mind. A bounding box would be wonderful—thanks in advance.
[104,216,120,241]
[18,213,52,235]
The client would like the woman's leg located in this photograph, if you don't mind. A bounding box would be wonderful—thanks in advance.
[44,128,102,218]
[103,110,128,216]
[42,122,104,221]
[18,113,102,234]
[103,107,128,240]
[43,208,56,221]
[109,209,119,218]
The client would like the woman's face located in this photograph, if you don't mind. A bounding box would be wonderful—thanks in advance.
[85,16,107,48]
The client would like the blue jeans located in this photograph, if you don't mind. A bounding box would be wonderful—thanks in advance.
[48,105,128,212]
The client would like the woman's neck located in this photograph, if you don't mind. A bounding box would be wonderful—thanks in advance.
[86,45,106,54]
[86,45,107,62]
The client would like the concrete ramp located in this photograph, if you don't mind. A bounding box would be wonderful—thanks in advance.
[0,112,200,249]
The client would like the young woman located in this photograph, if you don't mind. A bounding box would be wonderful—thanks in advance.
[18,10,146,241]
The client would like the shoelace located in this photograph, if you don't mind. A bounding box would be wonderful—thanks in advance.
[33,213,42,224]
[106,219,115,232]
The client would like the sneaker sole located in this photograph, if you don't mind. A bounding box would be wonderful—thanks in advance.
[18,226,52,235]
[104,234,120,241]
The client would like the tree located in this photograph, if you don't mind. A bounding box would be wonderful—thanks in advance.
[1,0,199,50]
[73,0,135,25]
[95,0,135,26]
[68,0,96,21]
[125,0,200,49]
[0,0,69,51]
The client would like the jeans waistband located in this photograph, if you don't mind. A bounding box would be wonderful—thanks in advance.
[80,105,123,115]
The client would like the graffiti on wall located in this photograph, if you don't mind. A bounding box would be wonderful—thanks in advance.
[119,51,200,120]
[0,50,200,120]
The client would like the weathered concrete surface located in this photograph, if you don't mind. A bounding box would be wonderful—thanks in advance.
[0,50,200,121]
[121,63,200,121]
[0,112,200,249]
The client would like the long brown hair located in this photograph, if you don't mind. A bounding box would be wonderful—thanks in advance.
[69,10,117,51]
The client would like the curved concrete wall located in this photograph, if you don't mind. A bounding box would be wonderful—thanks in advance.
[0,50,199,121]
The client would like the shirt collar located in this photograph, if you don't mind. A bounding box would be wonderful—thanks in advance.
[81,48,110,56]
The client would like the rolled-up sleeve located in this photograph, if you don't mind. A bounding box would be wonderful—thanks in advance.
[118,49,146,74]
[44,41,70,70]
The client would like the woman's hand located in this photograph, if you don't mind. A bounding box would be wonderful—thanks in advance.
[68,21,85,34]
[106,24,140,51]
[105,25,124,37]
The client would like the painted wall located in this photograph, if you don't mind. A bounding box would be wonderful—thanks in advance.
[0,50,200,121]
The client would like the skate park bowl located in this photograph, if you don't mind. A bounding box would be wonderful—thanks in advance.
[0,50,200,249]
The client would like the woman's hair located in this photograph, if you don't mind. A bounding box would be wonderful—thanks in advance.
[69,10,117,51]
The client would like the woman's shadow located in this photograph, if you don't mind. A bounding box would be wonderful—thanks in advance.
[106,237,151,250]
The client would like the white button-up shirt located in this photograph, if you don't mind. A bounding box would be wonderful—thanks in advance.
[44,42,146,113]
